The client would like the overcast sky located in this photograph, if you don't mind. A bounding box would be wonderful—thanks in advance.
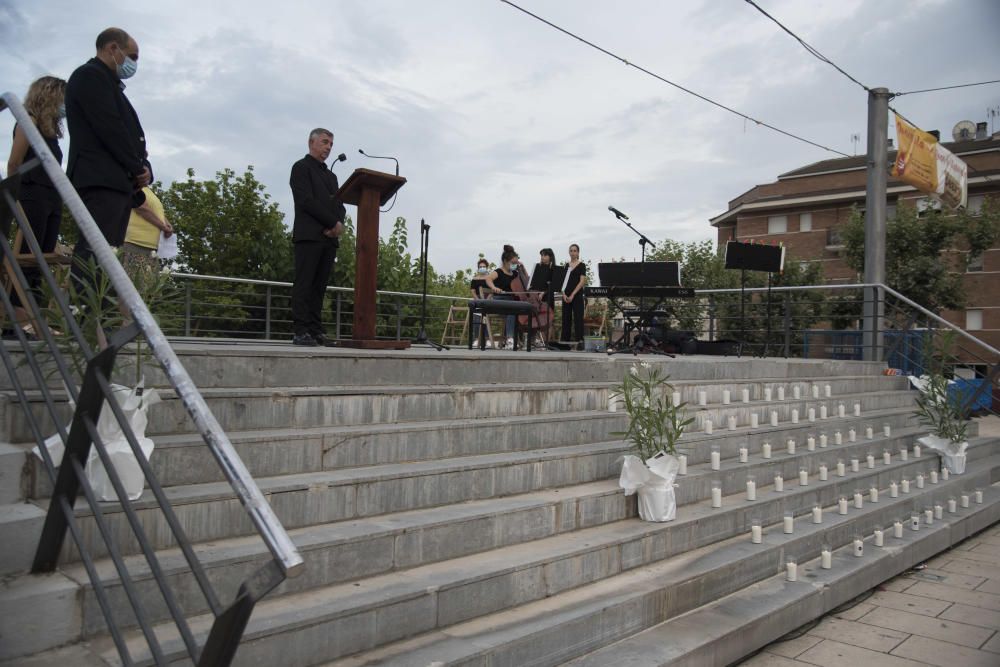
[2,0,998,275]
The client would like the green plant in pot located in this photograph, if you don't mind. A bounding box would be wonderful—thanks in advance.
[914,372,969,474]
[611,362,694,521]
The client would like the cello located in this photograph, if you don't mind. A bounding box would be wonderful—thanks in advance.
[511,264,552,338]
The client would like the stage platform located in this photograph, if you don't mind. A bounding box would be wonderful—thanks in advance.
[1,343,998,665]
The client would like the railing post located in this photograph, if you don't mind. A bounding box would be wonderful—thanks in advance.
[395,298,403,340]
[264,285,272,340]
[863,285,884,362]
[335,292,342,339]
[783,292,791,358]
[708,296,716,342]
[184,282,192,337]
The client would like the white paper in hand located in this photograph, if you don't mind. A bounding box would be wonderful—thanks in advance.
[157,231,178,260]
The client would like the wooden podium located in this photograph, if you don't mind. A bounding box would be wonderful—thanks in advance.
[335,168,409,349]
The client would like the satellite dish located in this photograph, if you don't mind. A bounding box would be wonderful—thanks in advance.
[952,120,976,141]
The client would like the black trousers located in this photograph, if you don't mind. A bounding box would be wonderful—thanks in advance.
[292,240,337,337]
[561,295,586,342]
[10,194,62,308]
[70,186,132,296]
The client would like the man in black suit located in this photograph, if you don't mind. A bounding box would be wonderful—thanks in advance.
[65,27,149,288]
[289,128,346,346]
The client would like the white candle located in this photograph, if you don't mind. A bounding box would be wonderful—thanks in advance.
[901,479,910,493]
[913,444,921,458]
[711,485,722,508]
[774,474,784,492]
[746,479,756,501]
[750,413,759,428]
[762,442,772,459]
[930,470,938,484]
[883,450,891,465]
[838,403,846,418]
[837,461,846,477]
[728,415,737,431]
[866,454,875,469]
[783,513,794,534]
[851,458,860,473]
[770,411,779,427]
[705,419,713,435]
[672,391,682,407]
[934,504,943,519]
[751,524,762,543]
[942,467,950,480]
[819,464,828,481]
[793,386,801,399]
[865,426,874,439]
[812,385,819,399]
[948,498,957,513]
[786,561,798,581]
[799,469,809,486]
[834,431,843,445]
[787,439,796,455]
[838,497,848,514]
[821,549,832,569]
[698,390,707,406]
[849,428,857,442]
[890,481,898,497]
[808,408,816,423]
[899,447,908,461]
[739,447,749,463]
[777,387,785,401]
[870,487,879,503]
[924,508,934,525]
[854,491,864,509]
[764,387,772,401]
[854,402,862,416]
[824,384,832,398]
[742,388,750,403]
[894,520,904,538]
[820,405,828,420]
[807,436,816,451]
[853,538,864,557]
[961,494,970,508]
[874,529,884,547]
[975,490,984,504]
[791,409,799,424]
[911,514,921,531]
[722,389,731,405]
[819,433,828,447]
[812,506,823,524]
[916,474,924,489]
[678,454,687,475]
[710,449,721,470]
[883,424,891,437]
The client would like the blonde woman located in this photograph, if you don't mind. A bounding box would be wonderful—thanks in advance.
[5,76,66,337]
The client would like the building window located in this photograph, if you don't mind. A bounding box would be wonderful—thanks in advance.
[967,252,984,272]
[768,215,787,234]
[916,197,941,216]
[799,213,812,232]
[967,195,984,215]
[966,309,983,331]
[826,227,843,247]
[886,203,897,220]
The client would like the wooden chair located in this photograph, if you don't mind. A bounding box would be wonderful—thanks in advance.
[1,211,73,333]
[583,298,608,338]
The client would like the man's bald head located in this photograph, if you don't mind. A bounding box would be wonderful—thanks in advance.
[96,27,132,51]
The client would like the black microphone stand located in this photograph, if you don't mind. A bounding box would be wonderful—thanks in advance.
[612,212,663,356]
[411,218,446,350]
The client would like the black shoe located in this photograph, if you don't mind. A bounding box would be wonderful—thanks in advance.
[292,333,318,347]
[312,333,337,347]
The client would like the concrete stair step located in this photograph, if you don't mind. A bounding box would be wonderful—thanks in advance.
[101,458,1000,666]
[0,502,47,576]
[0,442,27,504]
[63,437,994,638]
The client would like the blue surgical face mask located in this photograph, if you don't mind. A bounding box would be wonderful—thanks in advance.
[477,266,488,274]
[58,103,66,118]
[510,262,519,271]
[115,49,138,79]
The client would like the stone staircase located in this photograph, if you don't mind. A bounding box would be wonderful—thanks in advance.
[0,345,997,666]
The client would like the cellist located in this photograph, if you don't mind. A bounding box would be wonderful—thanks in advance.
[483,244,522,349]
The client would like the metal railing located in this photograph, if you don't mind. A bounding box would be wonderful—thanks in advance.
[1,92,302,665]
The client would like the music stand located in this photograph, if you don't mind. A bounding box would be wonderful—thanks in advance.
[723,241,785,357]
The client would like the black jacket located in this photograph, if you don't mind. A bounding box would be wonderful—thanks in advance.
[290,154,347,244]
[65,58,146,193]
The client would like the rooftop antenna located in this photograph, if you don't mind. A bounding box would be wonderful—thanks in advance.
[850,133,861,156]
[989,106,999,134]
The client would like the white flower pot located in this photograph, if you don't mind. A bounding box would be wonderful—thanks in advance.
[917,434,968,474]
[619,452,678,522]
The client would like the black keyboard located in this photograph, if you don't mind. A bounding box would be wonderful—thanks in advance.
[585,286,695,299]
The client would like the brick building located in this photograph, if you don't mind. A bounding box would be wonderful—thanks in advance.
[711,121,1000,357]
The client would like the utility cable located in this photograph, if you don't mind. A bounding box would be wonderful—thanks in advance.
[498,0,850,157]
[895,79,1000,96]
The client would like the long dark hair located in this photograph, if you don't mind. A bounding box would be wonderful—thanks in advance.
[502,244,518,265]
[540,247,556,265]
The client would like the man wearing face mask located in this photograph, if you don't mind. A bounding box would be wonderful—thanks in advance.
[65,27,150,289]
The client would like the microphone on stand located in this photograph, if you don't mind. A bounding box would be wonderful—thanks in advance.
[329,153,347,170]
[608,206,629,221]
[358,149,399,176]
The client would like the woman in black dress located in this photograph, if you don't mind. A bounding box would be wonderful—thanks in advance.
[561,243,587,345]
[484,244,521,348]
[5,76,66,337]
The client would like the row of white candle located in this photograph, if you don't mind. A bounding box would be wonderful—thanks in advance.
[701,405,870,434]
[700,440,920,472]
[679,384,836,408]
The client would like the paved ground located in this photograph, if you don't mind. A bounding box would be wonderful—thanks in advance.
[740,518,1000,667]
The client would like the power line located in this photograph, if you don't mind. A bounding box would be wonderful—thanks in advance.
[895,79,1000,96]
[497,0,850,157]
[744,0,870,93]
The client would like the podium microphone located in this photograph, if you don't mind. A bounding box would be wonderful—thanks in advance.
[330,153,347,170]
[358,149,399,176]
[608,206,629,221]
